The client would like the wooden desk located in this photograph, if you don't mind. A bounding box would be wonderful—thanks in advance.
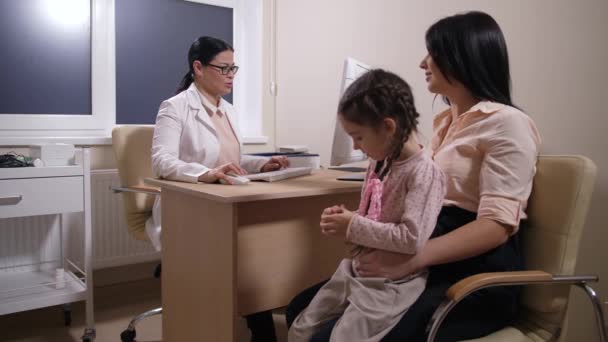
[146,169,362,341]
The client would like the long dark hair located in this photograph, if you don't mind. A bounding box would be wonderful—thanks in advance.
[426,11,513,106]
[338,69,419,179]
[176,36,233,93]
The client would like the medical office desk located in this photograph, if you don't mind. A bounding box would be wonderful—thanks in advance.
[146,169,363,341]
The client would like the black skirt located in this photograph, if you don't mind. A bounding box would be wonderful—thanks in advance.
[383,206,525,341]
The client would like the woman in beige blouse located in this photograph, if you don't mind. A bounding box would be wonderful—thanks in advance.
[286,11,541,342]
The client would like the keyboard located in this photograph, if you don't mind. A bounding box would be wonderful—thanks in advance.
[244,167,313,182]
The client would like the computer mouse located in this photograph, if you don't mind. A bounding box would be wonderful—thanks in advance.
[220,174,250,185]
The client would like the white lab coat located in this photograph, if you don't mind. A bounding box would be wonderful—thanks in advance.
[146,83,268,250]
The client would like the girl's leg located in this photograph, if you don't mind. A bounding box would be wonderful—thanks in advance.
[330,275,426,342]
[286,279,329,328]
[288,260,353,342]
[380,280,451,341]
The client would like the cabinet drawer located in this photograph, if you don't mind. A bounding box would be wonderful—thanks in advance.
[0,177,84,218]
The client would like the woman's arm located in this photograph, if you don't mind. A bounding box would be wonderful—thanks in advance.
[151,100,210,183]
[354,218,510,279]
[419,217,509,266]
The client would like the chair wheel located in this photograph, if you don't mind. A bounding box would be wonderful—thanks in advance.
[81,328,95,341]
[121,328,136,342]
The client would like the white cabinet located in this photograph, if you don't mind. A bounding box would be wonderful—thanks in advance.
[0,148,95,341]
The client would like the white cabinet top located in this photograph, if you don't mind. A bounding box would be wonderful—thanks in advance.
[0,165,83,180]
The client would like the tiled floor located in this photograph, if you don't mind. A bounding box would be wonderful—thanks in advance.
[0,278,288,342]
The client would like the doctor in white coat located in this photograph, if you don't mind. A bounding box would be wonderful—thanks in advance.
[147,36,286,342]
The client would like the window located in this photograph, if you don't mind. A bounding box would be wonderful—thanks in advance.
[0,0,113,137]
[0,0,91,115]
[0,0,266,144]
[115,0,233,125]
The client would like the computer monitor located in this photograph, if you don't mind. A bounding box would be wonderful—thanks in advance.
[330,57,371,166]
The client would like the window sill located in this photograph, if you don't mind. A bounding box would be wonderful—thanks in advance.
[0,135,269,146]
[0,136,113,146]
[241,136,269,145]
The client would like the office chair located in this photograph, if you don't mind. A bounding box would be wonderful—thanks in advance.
[111,126,162,342]
[427,155,606,342]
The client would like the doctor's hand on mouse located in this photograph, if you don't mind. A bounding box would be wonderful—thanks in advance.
[197,156,290,185]
[198,162,248,185]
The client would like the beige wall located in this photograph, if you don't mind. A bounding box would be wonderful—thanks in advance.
[274,0,608,340]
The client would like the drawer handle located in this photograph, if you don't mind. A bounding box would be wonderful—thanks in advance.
[0,195,23,205]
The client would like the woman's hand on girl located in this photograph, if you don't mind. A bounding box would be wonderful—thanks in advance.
[354,249,424,280]
[320,205,354,238]
[260,156,290,172]
[198,162,247,184]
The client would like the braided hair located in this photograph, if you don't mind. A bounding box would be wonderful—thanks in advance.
[337,69,419,180]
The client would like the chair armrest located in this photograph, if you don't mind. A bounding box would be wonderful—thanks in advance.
[111,185,161,195]
[426,271,604,342]
[447,270,552,301]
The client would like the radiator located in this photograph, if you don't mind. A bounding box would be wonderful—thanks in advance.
[0,169,159,272]
[0,215,60,273]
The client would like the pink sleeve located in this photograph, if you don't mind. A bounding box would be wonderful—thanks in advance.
[346,161,446,254]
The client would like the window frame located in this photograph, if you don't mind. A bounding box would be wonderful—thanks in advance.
[0,0,266,145]
[0,0,115,139]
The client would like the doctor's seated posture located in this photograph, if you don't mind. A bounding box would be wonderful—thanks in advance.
[149,36,287,342]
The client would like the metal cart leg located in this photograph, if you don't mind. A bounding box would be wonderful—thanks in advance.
[82,147,95,341]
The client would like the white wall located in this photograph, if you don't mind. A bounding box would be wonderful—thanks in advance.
[274,0,608,340]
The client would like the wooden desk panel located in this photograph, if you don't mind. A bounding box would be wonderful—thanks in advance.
[161,189,237,342]
[236,193,359,315]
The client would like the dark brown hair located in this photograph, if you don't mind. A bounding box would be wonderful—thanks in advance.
[176,36,233,93]
[338,69,419,179]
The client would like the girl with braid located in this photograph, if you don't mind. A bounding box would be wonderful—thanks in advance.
[288,69,446,342]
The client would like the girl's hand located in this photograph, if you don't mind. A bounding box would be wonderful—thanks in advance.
[320,205,354,238]
[354,248,425,280]
[322,205,344,216]
[260,156,290,172]
[198,162,247,184]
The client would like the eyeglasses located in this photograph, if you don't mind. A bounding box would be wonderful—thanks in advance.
[207,63,239,75]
